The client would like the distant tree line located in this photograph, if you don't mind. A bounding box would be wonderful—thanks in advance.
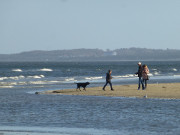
[0,48,180,61]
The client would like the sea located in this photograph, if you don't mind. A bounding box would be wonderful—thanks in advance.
[0,61,180,135]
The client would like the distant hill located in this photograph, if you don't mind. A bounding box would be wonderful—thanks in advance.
[0,48,180,61]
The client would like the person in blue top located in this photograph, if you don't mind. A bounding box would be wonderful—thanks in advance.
[103,69,114,91]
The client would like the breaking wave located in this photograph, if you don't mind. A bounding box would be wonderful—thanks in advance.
[0,76,25,81]
[113,74,135,78]
[12,69,23,72]
[172,68,178,71]
[154,71,160,75]
[64,78,77,82]
[39,68,53,72]
[85,76,103,80]
[27,75,45,79]
[0,86,14,88]
[0,75,44,81]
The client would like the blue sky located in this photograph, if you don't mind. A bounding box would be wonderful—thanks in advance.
[1,0,180,54]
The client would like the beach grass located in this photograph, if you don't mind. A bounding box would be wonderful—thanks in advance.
[42,83,180,99]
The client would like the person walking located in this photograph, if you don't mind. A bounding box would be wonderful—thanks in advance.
[142,64,149,89]
[103,69,114,91]
[135,62,145,90]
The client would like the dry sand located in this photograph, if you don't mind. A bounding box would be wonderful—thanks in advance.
[42,83,180,99]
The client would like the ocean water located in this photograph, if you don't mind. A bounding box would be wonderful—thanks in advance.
[0,61,180,135]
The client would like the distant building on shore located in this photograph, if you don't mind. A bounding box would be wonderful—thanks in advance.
[104,49,117,56]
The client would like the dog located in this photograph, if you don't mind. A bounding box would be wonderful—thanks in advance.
[75,82,90,91]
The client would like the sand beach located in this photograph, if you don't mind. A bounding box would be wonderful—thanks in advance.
[42,83,180,99]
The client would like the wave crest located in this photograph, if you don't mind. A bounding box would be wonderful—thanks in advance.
[40,68,53,72]
[12,69,22,72]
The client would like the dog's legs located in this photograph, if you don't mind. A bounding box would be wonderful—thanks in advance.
[76,87,81,91]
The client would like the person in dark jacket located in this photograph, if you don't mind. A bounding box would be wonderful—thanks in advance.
[135,62,145,90]
[103,70,114,91]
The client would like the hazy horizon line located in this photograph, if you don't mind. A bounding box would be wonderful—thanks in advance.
[1,47,180,55]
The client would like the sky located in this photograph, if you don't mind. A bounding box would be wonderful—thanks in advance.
[0,0,180,54]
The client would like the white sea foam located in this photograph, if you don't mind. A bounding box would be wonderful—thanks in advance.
[9,76,19,80]
[148,73,153,76]
[0,77,7,81]
[6,76,25,80]
[85,76,103,80]
[40,68,53,72]
[18,82,27,85]
[0,81,63,88]
[172,68,178,71]
[65,78,76,82]
[29,81,47,85]
[19,75,25,78]
[154,71,160,75]
[12,69,23,72]
[29,80,64,85]
[9,82,17,85]
[0,75,44,81]
[48,81,61,83]
[113,74,135,78]
[0,86,14,88]
[33,76,42,79]
[151,68,157,71]
[27,75,45,79]
[0,82,17,86]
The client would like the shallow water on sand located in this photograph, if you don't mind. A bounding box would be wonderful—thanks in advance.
[0,87,180,135]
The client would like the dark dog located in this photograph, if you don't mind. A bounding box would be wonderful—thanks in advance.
[75,82,90,91]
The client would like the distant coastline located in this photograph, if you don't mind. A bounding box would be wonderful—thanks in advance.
[1,48,180,62]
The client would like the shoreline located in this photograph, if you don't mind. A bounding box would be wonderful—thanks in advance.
[41,83,180,99]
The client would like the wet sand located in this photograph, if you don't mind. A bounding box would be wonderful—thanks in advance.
[42,83,180,99]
